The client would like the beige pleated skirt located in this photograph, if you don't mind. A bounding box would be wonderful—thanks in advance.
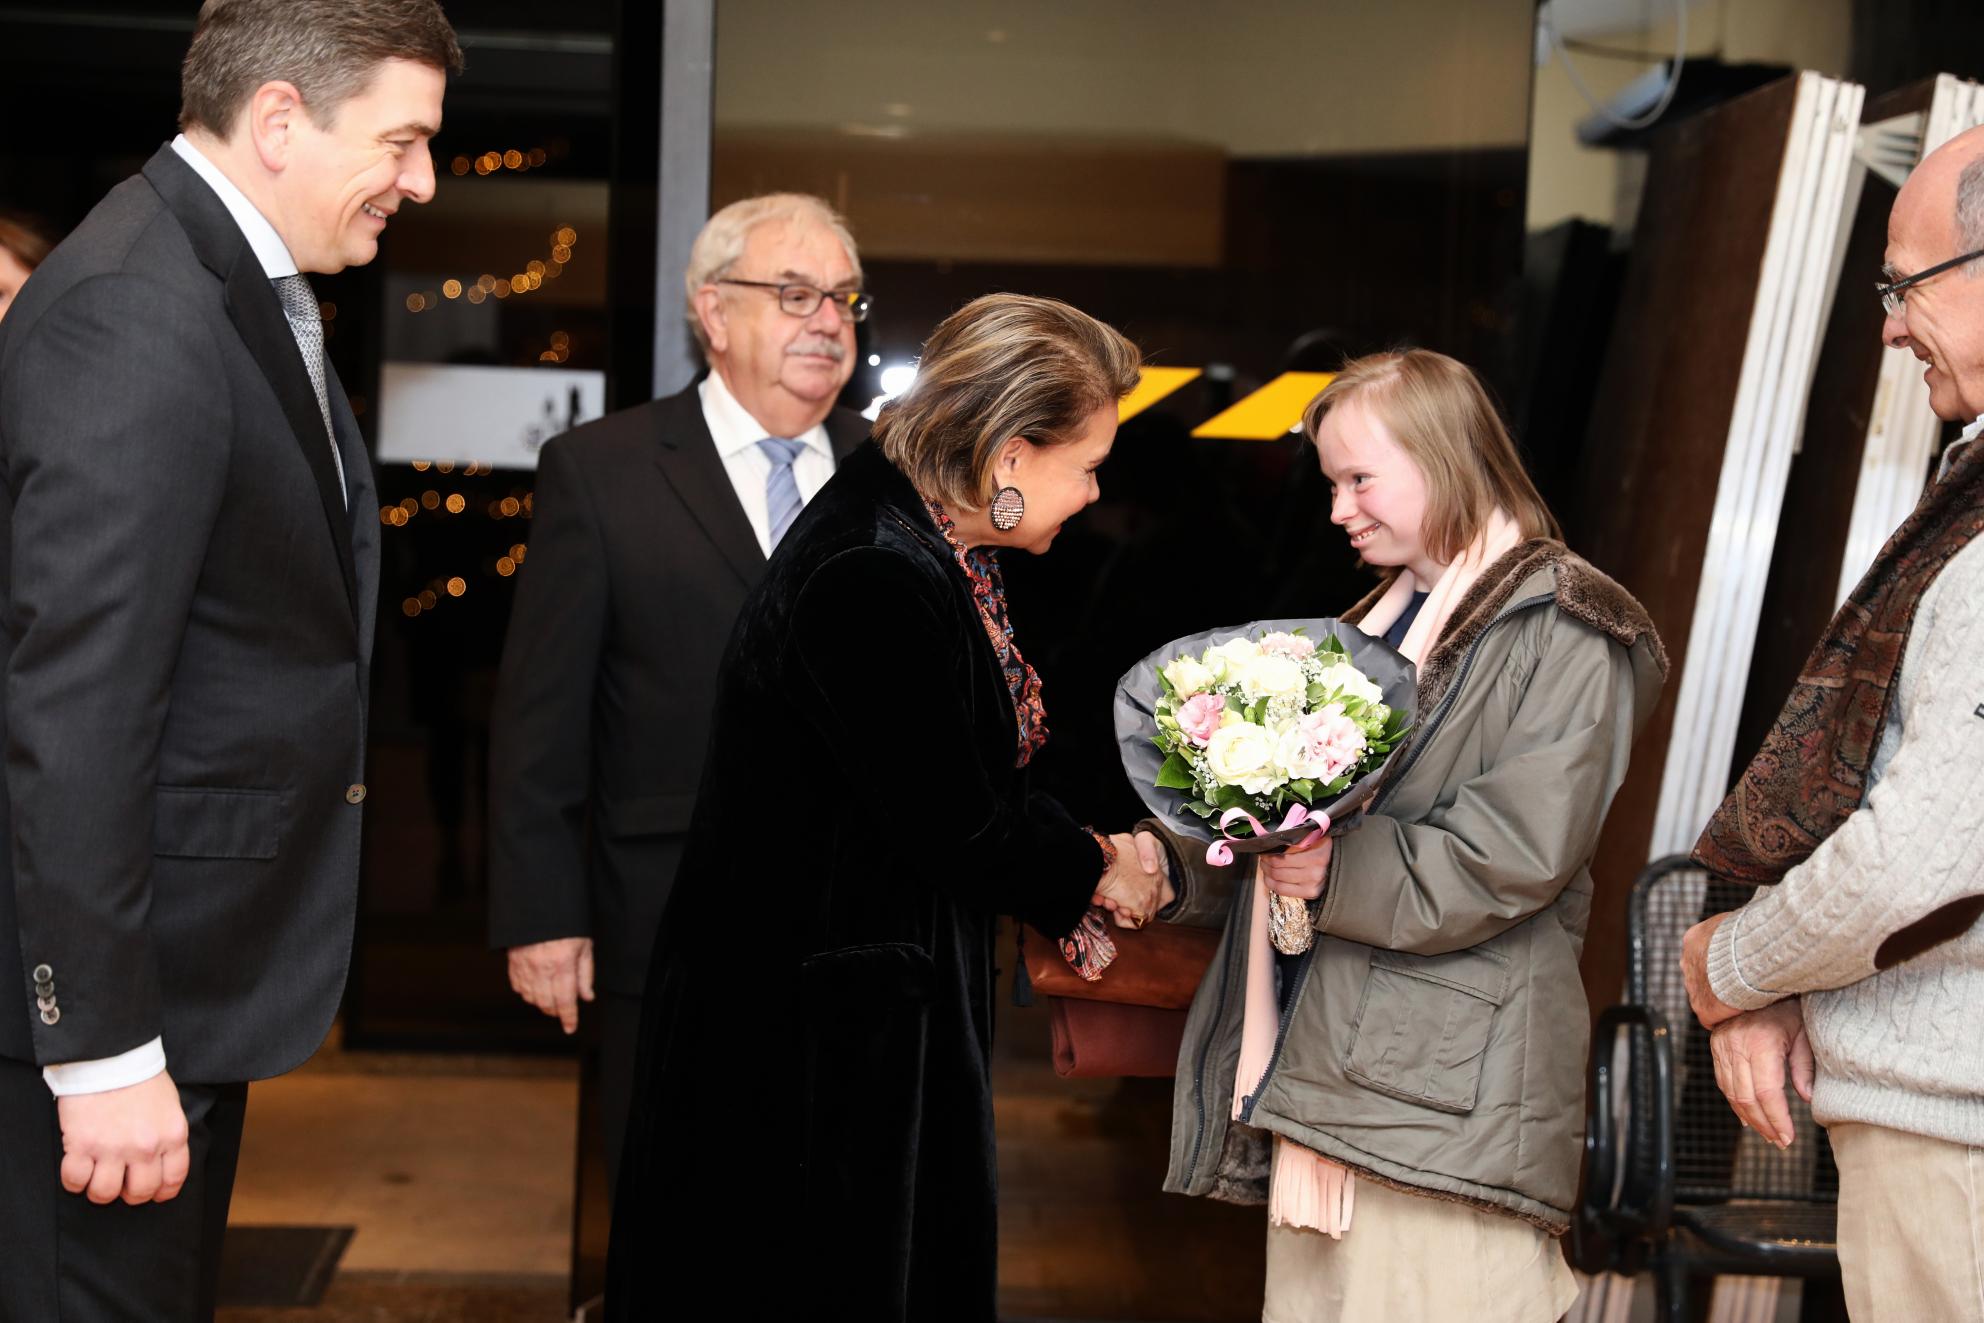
[1262,1175,1578,1323]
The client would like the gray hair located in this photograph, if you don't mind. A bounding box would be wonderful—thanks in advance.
[683,194,862,353]
[1960,154,1984,274]
[180,0,462,136]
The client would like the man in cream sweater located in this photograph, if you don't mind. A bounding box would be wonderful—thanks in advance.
[1681,125,1984,1321]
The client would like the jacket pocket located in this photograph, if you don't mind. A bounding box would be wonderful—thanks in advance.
[800,941,935,1016]
[1345,946,1509,1114]
[153,786,284,860]
[598,792,697,838]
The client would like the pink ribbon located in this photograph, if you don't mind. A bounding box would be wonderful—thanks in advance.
[1205,805,1330,866]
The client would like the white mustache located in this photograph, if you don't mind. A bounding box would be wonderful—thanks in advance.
[787,337,846,361]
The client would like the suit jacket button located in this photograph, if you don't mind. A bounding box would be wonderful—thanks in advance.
[345,784,367,804]
[34,980,53,998]
[40,1007,59,1026]
[31,964,52,983]
[36,995,56,1012]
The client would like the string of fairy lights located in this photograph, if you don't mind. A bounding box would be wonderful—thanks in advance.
[382,461,535,619]
[387,148,587,617]
[403,224,580,351]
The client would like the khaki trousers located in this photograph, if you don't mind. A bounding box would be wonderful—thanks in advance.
[1830,1120,1984,1322]
[1262,1175,1577,1323]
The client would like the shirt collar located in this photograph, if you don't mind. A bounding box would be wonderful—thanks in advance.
[1934,414,1984,482]
[171,134,299,280]
[698,368,831,460]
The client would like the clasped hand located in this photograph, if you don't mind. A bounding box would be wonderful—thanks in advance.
[1259,834,1333,900]
[1091,831,1174,928]
[1680,912,1813,1149]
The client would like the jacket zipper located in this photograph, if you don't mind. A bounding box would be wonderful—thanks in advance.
[1238,590,1555,1126]
[1185,887,1247,1180]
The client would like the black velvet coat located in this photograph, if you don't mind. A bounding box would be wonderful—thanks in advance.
[605,443,1098,1321]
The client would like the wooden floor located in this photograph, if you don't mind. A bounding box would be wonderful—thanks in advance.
[212,981,1264,1321]
[995,992,1265,1322]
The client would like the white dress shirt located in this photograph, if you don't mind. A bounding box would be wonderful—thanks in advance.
[170,134,299,279]
[172,132,346,509]
[698,370,836,557]
[42,138,309,1100]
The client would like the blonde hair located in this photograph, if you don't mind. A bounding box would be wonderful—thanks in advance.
[683,193,862,352]
[874,293,1141,510]
[1302,348,1559,564]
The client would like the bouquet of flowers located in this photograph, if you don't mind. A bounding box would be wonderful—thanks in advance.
[1114,619,1417,952]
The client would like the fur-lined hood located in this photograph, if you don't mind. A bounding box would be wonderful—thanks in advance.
[1345,538,1669,716]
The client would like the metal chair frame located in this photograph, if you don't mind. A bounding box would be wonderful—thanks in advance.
[1573,855,1842,1320]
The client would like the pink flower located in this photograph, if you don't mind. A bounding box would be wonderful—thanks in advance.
[1258,631,1317,660]
[1275,703,1367,783]
[1177,693,1225,747]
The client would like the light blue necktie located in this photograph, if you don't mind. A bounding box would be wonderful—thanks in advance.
[758,437,805,549]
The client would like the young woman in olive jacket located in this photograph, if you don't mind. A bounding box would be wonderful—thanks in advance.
[1157,350,1667,1321]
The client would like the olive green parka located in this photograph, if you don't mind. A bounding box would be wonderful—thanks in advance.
[1161,541,1667,1233]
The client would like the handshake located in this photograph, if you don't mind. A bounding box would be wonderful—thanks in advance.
[1090,830,1175,929]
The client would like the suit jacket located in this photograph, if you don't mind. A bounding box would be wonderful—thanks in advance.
[487,384,867,993]
[0,144,380,1084]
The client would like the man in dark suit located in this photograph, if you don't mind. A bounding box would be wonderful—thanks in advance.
[0,3,459,1317]
[489,194,869,1182]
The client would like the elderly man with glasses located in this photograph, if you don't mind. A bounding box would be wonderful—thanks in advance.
[1678,125,1984,1321]
[487,193,871,1197]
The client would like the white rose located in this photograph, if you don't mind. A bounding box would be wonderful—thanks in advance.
[1202,638,1261,683]
[1238,653,1305,703]
[1314,660,1383,706]
[1274,725,1322,781]
[1204,721,1278,795]
[1163,656,1215,696]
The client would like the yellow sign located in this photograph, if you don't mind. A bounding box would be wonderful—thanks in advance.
[1192,371,1335,441]
[1117,366,1203,423]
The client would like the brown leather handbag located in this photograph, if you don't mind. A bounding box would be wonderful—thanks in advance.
[1019,921,1221,1077]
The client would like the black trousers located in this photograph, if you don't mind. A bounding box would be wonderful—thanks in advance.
[598,989,641,1194]
[0,1055,247,1323]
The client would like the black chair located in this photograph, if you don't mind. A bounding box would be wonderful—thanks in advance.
[1572,855,1841,1320]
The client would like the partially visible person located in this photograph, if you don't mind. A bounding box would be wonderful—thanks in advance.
[0,212,55,323]
[0,2,459,1319]
[1155,349,1666,1322]
[1681,124,1984,1323]
[604,294,1168,1322]
[488,193,871,1192]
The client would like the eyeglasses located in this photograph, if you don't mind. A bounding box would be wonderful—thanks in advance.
[718,278,872,323]
[1877,247,1984,316]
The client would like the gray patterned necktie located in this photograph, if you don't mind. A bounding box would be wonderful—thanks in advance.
[272,274,348,508]
[758,437,805,549]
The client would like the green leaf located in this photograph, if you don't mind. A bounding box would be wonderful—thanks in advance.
[1289,778,1317,800]
[1155,753,1196,790]
[1183,800,1217,819]
[1247,698,1268,725]
[1157,667,1176,698]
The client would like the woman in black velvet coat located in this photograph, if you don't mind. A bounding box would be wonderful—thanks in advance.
[605,294,1168,1321]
